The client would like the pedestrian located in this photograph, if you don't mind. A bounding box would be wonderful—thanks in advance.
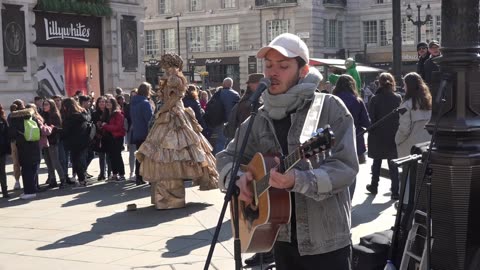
[333,74,371,199]
[223,73,264,140]
[183,85,208,136]
[416,42,430,80]
[9,104,41,199]
[61,98,91,187]
[217,33,357,270]
[395,72,432,158]
[366,72,402,200]
[8,101,23,191]
[101,98,126,181]
[91,96,110,180]
[423,40,441,87]
[0,103,11,198]
[41,99,67,188]
[130,82,154,185]
[199,90,209,111]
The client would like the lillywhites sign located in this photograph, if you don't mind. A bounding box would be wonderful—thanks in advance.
[34,12,101,47]
[45,19,90,42]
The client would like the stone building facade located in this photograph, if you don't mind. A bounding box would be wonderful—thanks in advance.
[144,0,442,91]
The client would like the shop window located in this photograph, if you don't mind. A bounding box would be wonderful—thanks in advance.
[222,0,236,8]
[145,30,159,56]
[380,19,392,46]
[158,0,172,14]
[267,20,289,43]
[190,0,202,12]
[162,29,176,53]
[188,26,205,52]
[401,18,415,45]
[324,19,342,48]
[224,24,239,51]
[206,25,222,52]
[363,20,377,45]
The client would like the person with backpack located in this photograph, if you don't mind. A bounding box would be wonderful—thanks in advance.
[204,77,239,154]
[0,103,11,198]
[61,98,91,187]
[8,104,41,199]
[101,97,126,181]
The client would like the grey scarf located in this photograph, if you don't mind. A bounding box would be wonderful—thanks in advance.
[262,82,316,120]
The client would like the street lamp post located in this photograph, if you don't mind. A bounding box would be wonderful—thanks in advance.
[405,1,432,43]
[165,14,181,56]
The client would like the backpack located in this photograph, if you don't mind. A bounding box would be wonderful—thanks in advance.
[204,90,225,127]
[23,117,40,142]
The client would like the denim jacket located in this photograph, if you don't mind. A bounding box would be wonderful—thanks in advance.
[216,92,358,256]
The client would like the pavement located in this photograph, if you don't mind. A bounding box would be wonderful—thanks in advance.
[0,151,398,270]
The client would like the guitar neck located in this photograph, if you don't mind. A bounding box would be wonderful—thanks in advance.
[255,148,303,196]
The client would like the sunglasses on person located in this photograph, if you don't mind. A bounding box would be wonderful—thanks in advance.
[418,47,428,50]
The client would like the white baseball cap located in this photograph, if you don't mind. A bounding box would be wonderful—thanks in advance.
[257,33,309,64]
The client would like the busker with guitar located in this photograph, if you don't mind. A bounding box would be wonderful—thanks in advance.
[216,33,359,270]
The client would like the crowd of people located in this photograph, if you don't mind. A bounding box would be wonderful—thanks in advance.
[0,33,439,270]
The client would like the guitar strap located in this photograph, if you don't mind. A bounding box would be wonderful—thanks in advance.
[299,93,325,144]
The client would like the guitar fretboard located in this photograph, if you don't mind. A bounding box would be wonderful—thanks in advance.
[254,148,303,196]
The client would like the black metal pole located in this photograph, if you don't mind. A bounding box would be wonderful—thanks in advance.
[392,0,402,87]
[176,16,181,56]
[416,5,421,43]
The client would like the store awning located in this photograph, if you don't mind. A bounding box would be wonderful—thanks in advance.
[331,65,386,73]
[309,58,385,73]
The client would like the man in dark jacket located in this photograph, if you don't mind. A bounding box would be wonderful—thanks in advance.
[223,73,264,139]
[423,40,441,87]
[211,78,239,154]
[416,42,430,80]
[130,82,154,185]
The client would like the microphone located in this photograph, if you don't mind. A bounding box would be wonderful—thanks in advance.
[397,107,408,115]
[249,78,271,103]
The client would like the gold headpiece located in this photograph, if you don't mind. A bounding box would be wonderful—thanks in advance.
[160,52,184,70]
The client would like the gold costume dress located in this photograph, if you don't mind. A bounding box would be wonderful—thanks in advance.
[136,53,218,209]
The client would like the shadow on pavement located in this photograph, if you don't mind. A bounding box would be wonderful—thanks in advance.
[37,202,212,251]
[351,195,394,228]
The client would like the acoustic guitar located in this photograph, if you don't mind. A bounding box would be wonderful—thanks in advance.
[231,126,335,253]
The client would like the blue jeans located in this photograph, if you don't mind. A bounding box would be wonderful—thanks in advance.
[97,152,111,177]
[212,125,227,155]
[371,159,399,195]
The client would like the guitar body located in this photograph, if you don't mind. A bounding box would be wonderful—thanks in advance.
[232,152,292,253]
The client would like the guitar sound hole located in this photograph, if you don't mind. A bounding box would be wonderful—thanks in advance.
[244,204,259,224]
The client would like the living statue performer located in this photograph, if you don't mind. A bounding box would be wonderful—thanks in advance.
[136,53,218,209]
[328,57,362,94]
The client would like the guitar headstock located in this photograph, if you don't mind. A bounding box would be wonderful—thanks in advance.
[300,125,335,159]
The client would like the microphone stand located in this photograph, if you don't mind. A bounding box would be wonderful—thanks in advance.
[357,107,405,138]
[204,92,264,270]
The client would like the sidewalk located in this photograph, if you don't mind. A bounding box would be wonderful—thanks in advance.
[0,151,397,269]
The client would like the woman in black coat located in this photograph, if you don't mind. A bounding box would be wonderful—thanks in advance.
[366,72,402,200]
[61,98,91,187]
[0,103,10,198]
[182,85,208,136]
[9,105,41,199]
